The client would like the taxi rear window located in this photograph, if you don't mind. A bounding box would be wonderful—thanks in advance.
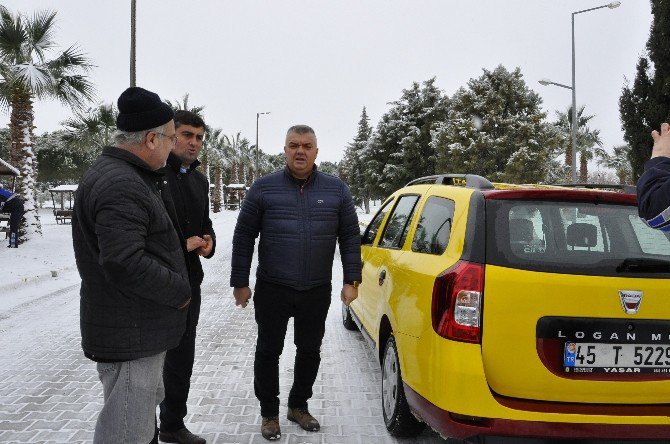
[485,200,670,277]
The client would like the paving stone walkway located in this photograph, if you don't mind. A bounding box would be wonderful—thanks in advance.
[0,225,446,443]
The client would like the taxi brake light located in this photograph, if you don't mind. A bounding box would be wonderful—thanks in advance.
[432,261,484,343]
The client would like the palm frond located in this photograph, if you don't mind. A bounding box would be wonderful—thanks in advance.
[51,74,96,110]
[13,62,51,96]
[26,10,57,62]
[46,45,94,74]
[0,8,26,63]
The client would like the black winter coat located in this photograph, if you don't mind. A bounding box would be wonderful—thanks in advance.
[638,157,670,230]
[162,152,216,289]
[73,146,191,362]
[230,166,362,290]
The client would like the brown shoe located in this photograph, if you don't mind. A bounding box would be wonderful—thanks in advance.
[287,407,320,432]
[261,416,281,441]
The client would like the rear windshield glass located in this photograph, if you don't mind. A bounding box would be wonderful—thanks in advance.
[485,199,670,277]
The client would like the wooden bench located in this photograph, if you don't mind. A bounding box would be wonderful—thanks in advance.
[0,212,9,235]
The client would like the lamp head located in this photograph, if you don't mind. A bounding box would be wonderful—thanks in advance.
[538,79,552,86]
[607,1,621,9]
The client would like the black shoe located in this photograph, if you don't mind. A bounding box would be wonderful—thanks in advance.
[158,427,206,444]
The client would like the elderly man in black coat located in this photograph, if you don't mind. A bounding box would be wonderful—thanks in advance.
[72,87,191,444]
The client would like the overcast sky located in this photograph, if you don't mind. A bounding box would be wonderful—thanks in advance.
[1,1,653,164]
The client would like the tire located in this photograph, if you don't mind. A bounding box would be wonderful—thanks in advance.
[381,336,426,437]
[341,302,358,331]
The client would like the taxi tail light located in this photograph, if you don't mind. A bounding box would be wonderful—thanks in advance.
[432,261,484,343]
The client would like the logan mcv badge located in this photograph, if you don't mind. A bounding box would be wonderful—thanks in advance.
[619,290,643,315]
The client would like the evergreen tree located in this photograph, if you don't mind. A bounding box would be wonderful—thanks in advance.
[318,160,339,175]
[432,65,557,183]
[341,107,373,213]
[620,1,670,180]
[366,78,449,197]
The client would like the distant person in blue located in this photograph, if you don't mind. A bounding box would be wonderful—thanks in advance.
[0,185,23,248]
[637,122,670,229]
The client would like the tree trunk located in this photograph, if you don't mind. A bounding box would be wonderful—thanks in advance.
[364,193,370,214]
[212,164,222,213]
[10,93,42,242]
[579,151,588,183]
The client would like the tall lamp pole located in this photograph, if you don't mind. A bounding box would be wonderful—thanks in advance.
[539,1,620,184]
[255,112,270,181]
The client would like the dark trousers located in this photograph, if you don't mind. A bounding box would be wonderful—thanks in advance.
[253,279,332,417]
[2,198,23,246]
[159,286,201,432]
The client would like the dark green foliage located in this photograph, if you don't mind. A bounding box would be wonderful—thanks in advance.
[341,107,373,209]
[433,65,557,183]
[366,79,449,197]
[620,1,670,180]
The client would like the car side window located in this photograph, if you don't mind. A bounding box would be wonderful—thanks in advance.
[361,199,393,245]
[378,195,420,249]
[412,196,455,255]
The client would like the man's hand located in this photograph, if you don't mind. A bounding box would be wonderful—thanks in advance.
[651,122,670,159]
[233,286,252,308]
[186,236,206,252]
[197,234,214,257]
[341,284,358,306]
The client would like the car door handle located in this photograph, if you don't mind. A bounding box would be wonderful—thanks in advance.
[378,269,386,286]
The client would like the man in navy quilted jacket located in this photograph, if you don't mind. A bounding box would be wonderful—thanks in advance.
[638,122,670,229]
[230,125,362,441]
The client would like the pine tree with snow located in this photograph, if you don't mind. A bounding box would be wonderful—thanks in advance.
[620,0,670,180]
[341,107,373,213]
[366,79,449,197]
[432,65,557,184]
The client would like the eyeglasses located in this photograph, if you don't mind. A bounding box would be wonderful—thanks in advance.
[153,131,178,145]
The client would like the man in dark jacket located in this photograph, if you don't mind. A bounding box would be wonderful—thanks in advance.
[0,185,23,248]
[158,110,215,444]
[231,125,362,441]
[638,122,670,228]
[72,87,191,444]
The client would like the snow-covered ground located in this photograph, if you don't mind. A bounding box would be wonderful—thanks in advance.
[0,204,377,316]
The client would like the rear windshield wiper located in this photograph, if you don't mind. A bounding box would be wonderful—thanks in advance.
[616,258,670,273]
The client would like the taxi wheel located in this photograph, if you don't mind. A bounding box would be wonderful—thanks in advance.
[341,302,358,331]
[382,336,425,437]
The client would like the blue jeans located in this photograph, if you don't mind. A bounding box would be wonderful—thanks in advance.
[94,352,166,444]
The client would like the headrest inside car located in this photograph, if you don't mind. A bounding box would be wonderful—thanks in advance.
[566,223,597,248]
[509,218,534,243]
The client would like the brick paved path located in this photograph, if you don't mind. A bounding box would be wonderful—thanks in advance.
[0,224,447,443]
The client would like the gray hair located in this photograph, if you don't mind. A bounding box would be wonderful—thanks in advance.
[113,123,169,146]
[286,125,315,137]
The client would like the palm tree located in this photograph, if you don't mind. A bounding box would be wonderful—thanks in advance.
[596,144,632,185]
[166,93,205,117]
[130,0,136,86]
[61,103,117,153]
[0,6,95,241]
[553,106,602,182]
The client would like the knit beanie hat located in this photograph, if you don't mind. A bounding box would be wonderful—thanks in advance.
[116,86,174,132]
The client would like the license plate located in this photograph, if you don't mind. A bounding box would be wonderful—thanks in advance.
[564,342,670,373]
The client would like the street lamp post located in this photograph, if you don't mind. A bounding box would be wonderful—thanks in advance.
[255,111,270,181]
[539,1,620,184]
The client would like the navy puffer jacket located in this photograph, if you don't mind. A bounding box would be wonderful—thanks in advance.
[638,157,670,230]
[231,166,362,290]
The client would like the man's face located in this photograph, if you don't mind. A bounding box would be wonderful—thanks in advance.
[150,120,176,169]
[284,131,318,179]
[172,124,205,166]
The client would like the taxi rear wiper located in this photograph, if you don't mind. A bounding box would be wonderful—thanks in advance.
[616,258,670,273]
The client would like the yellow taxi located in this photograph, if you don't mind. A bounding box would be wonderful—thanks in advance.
[342,174,670,442]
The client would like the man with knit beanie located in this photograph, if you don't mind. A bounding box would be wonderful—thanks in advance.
[73,86,191,444]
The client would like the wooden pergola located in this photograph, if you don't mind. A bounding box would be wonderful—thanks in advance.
[223,183,247,210]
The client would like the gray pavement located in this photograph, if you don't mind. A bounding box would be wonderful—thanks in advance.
[0,246,447,443]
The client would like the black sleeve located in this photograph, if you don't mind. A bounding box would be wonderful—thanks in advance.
[637,157,670,231]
